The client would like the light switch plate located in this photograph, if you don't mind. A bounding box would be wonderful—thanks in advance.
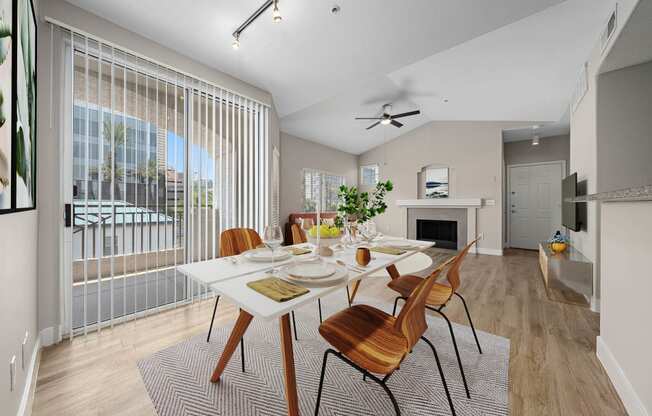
[22,331,29,370]
[9,355,16,392]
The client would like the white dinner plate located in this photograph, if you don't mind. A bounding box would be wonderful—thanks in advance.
[281,263,348,287]
[243,248,291,263]
[286,262,337,279]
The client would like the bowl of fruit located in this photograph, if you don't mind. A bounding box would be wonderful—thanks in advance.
[307,224,342,248]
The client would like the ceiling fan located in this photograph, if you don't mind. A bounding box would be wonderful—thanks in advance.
[355,104,421,130]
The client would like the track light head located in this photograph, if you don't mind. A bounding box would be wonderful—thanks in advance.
[272,1,282,22]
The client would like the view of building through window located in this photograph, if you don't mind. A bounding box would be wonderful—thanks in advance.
[302,168,345,212]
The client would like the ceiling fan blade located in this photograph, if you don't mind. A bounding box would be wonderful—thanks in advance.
[391,120,404,128]
[391,110,421,119]
[355,117,382,120]
[366,121,381,130]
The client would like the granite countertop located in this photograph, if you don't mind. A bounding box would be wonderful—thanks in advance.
[567,184,652,203]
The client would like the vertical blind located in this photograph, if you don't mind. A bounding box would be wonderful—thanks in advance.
[53,22,272,338]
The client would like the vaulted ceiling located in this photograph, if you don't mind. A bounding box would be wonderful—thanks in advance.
[66,0,617,153]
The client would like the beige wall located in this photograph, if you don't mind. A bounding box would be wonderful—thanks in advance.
[596,60,652,193]
[36,0,280,342]
[598,201,652,416]
[279,132,358,224]
[504,134,570,167]
[0,0,40,413]
[569,0,639,309]
[0,212,39,416]
[358,120,533,254]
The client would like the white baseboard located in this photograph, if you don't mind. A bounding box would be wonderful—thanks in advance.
[596,336,649,416]
[476,247,503,256]
[17,336,41,416]
[39,326,62,347]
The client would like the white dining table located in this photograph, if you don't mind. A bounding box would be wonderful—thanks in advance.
[177,237,434,416]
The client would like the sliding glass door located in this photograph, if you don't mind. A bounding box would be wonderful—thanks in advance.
[64,29,270,336]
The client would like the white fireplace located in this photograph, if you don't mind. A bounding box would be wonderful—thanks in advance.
[396,199,482,253]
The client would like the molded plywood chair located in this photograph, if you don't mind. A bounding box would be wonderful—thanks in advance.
[290,223,307,244]
[387,237,482,399]
[314,257,457,416]
[288,223,351,337]
[206,228,263,372]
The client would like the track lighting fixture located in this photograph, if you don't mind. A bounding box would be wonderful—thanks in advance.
[272,0,282,22]
[231,0,283,50]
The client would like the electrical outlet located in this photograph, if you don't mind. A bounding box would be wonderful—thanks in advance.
[9,355,16,392]
[22,331,29,370]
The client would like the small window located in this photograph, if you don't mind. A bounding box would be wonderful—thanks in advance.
[360,164,379,186]
[302,169,345,212]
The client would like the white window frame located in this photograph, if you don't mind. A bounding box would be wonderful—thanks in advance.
[360,164,379,187]
[302,168,346,212]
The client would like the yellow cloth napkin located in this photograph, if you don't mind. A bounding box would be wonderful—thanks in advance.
[370,246,407,255]
[287,247,312,256]
[247,277,309,302]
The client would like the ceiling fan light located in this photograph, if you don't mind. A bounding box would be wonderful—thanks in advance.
[232,36,240,50]
[380,118,391,125]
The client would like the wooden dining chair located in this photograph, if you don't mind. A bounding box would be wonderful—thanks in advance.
[314,257,457,416]
[386,237,481,399]
[289,223,352,334]
[206,228,263,372]
[290,223,307,244]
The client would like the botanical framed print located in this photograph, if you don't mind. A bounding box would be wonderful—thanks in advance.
[14,0,36,210]
[0,0,11,212]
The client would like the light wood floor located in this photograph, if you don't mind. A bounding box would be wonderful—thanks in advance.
[32,249,627,416]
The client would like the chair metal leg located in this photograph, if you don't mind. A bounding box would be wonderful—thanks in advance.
[346,286,351,308]
[291,310,298,341]
[206,295,220,342]
[318,298,323,323]
[454,292,482,354]
[421,336,457,416]
[428,306,471,399]
[316,349,401,416]
[392,296,406,317]
[240,338,245,373]
[314,350,333,416]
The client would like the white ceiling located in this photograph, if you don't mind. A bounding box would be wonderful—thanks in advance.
[65,0,617,154]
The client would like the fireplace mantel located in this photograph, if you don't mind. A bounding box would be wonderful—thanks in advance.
[396,198,482,208]
[396,198,484,254]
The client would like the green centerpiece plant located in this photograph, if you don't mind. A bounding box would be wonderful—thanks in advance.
[335,180,393,233]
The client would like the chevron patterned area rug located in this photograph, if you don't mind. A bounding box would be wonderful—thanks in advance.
[138,291,509,416]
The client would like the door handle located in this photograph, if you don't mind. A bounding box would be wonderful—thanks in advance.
[64,203,72,228]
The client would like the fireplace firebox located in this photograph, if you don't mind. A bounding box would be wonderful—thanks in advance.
[416,219,458,250]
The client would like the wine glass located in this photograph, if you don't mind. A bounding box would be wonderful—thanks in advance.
[263,225,284,273]
[360,220,378,244]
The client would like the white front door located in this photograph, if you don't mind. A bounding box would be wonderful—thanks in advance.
[509,162,563,250]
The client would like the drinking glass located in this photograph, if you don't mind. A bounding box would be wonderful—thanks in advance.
[264,225,284,273]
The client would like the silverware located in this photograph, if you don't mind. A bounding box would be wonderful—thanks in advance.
[336,260,366,273]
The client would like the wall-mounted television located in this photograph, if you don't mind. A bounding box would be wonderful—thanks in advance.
[562,173,580,231]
